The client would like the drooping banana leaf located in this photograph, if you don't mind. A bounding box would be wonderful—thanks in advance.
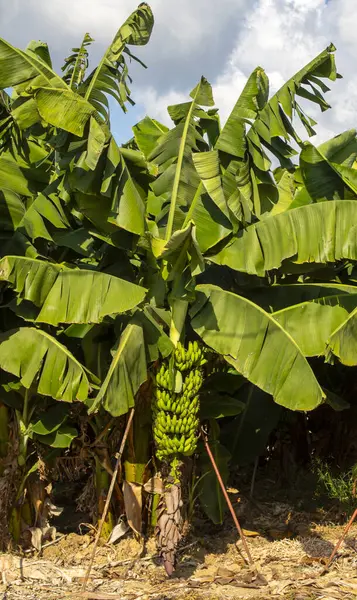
[132,116,169,158]
[0,327,95,401]
[101,138,146,235]
[246,282,357,312]
[0,153,49,197]
[211,200,357,276]
[29,402,69,436]
[89,322,147,416]
[36,270,147,325]
[20,189,71,241]
[271,131,357,214]
[35,425,78,448]
[192,150,229,219]
[0,256,61,306]
[327,306,357,366]
[298,138,357,203]
[0,256,147,323]
[132,305,174,361]
[270,170,296,215]
[191,284,325,410]
[289,129,357,208]
[0,37,96,135]
[190,192,232,252]
[273,293,357,356]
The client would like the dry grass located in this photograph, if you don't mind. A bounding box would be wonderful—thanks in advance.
[1,513,357,599]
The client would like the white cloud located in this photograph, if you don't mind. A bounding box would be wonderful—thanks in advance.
[135,87,188,126]
[202,0,357,145]
[10,0,246,52]
[1,0,357,145]
[332,0,357,51]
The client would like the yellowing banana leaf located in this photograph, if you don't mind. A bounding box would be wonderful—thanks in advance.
[0,327,94,401]
[89,323,147,416]
[191,284,325,410]
[212,200,357,276]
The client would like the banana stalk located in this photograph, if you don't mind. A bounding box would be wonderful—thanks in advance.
[0,402,9,467]
[152,341,207,574]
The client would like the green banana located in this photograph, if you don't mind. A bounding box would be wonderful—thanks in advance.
[152,341,206,466]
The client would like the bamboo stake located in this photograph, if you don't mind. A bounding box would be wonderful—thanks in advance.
[200,427,255,569]
[82,408,135,590]
[321,507,357,574]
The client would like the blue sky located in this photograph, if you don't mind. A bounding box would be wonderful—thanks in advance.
[1,0,356,145]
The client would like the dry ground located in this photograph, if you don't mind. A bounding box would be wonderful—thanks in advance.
[1,499,357,600]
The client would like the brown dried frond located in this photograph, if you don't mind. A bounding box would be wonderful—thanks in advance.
[76,473,97,520]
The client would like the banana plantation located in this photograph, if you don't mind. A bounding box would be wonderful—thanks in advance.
[2,3,357,598]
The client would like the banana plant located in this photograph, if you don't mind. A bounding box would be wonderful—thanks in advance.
[0,0,356,563]
[0,3,154,545]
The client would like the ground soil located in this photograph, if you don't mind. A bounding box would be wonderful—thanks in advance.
[1,494,357,600]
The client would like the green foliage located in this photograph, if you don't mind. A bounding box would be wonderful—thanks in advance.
[314,459,357,510]
[0,0,356,540]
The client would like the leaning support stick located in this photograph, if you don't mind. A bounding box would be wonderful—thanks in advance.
[321,507,357,574]
[82,408,135,590]
[200,427,255,570]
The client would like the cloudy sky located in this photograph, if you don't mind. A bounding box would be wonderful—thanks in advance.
[1,0,356,145]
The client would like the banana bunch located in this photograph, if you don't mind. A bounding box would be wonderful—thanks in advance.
[153,341,206,462]
[174,340,207,372]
